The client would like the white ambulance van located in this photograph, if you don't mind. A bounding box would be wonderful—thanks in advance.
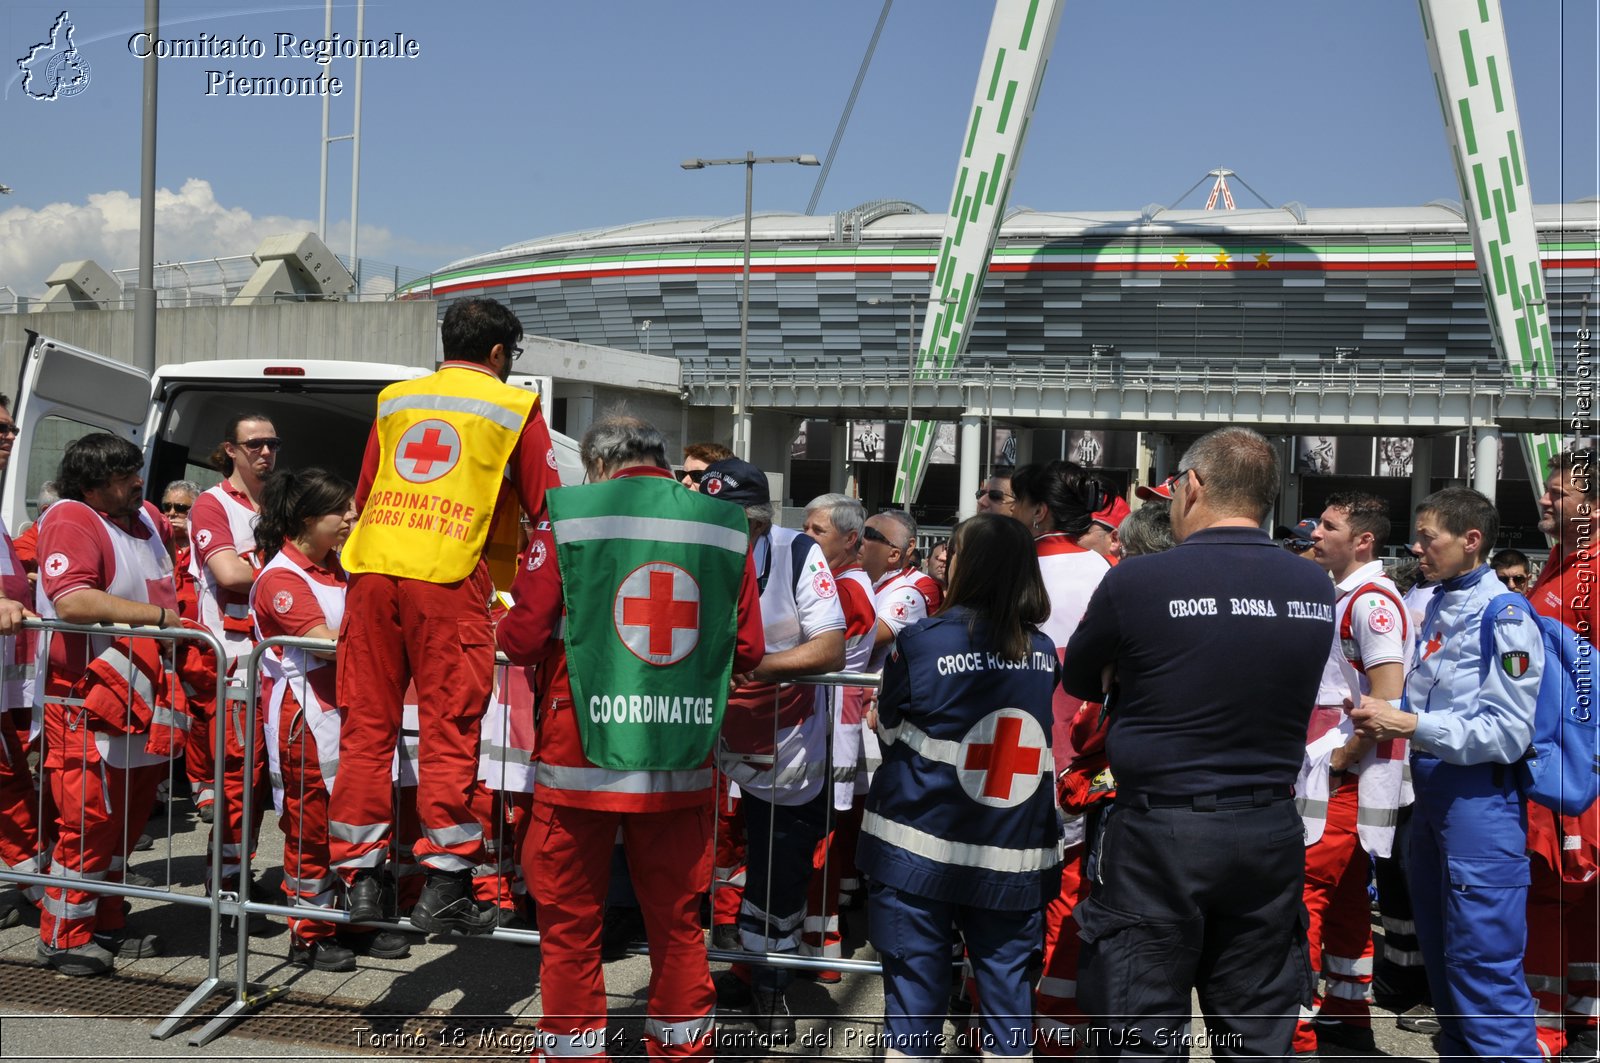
[2,330,582,531]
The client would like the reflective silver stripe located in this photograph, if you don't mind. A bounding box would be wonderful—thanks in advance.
[740,896,806,933]
[269,771,285,792]
[283,873,339,895]
[1386,948,1424,966]
[478,740,533,765]
[1567,995,1600,1017]
[831,765,858,782]
[862,810,1063,874]
[644,1014,713,1049]
[535,762,712,794]
[50,865,110,882]
[799,938,842,958]
[1325,980,1374,1000]
[420,854,474,873]
[802,914,838,933]
[531,1028,609,1058]
[1528,974,1566,992]
[741,923,803,952]
[223,602,251,619]
[41,894,100,919]
[878,718,961,767]
[1037,976,1076,999]
[424,822,483,848]
[288,889,339,909]
[551,514,747,555]
[379,392,526,432]
[92,644,159,712]
[333,851,385,870]
[329,820,390,845]
[1296,797,1329,819]
[1570,962,1600,979]
[1356,806,1398,827]
[1381,916,1415,935]
[712,867,746,888]
[1537,1008,1567,1028]
[1324,954,1373,976]
[151,706,190,732]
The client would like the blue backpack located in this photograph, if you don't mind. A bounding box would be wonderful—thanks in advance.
[1477,592,1599,816]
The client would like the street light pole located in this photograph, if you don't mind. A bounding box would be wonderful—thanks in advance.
[682,152,819,460]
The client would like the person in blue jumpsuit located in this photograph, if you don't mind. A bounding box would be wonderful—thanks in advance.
[857,513,1063,1059]
[1351,487,1542,1060]
[1062,427,1336,1057]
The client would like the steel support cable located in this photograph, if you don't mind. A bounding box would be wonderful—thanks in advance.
[805,0,894,216]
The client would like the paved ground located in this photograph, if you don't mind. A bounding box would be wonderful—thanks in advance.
[0,797,1439,1061]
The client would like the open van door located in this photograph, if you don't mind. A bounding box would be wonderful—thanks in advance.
[4,332,154,532]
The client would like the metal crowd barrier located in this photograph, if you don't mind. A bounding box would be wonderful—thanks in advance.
[0,616,232,1042]
[0,617,895,1045]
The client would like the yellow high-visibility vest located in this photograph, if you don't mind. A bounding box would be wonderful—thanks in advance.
[343,365,536,589]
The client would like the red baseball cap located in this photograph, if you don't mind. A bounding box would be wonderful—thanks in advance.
[1135,475,1176,502]
[1091,495,1131,531]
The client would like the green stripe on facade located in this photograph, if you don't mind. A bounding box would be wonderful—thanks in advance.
[988,153,1006,205]
[1477,0,1489,23]
[951,168,969,219]
[1506,130,1524,185]
[988,48,1006,102]
[1493,190,1510,244]
[1486,54,1503,112]
[1499,157,1517,213]
[1503,254,1521,308]
[1472,163,1492,219]
[964,108,983,157]
[1457,97,1477,154]
[997,80,1018,134]
[1515,315,1532,364]
[970,175,987,221]
[1458,29,1478,86]
[1020,0,1039,49]
[1488,240,1506,295]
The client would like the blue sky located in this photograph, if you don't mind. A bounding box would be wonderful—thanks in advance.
[2,0,1595,297]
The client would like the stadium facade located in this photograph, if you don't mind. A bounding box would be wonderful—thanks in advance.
[400,201,1597,536]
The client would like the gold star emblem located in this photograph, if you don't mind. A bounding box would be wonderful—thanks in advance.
[1173,251,1190,269]
[1213,251,1231,269]
[1254,251,1273,268]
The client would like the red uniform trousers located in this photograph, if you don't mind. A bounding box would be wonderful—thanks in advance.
[212,690,267,883]
[275,688,340,942]
[184,704,216,816]
[802,804,863,963]
[0,714,43,903]
[41,748,163,949]
[1036,845,1091,1056]
[330,570,496,878]
[528,801,716,1060]
[1527,858,1600,1056]
[711,782,745,930]
[473,789,531,917]
[1294,779,1374,1053]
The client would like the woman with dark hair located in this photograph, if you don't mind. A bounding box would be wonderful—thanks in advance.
[1008,459,1113,1037]
[249,468,407,970]
[857,513,1062,1060]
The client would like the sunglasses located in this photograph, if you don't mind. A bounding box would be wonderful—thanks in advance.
[862,525,907,550]
[161,502,191,515]
[1503,574,1529,587]
[683,468,707,484]
[0,424,18,437]
[974,488,1013,503]
[234,437,282,452]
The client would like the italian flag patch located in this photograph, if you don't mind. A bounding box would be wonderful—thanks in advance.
[1501,651,1530,678]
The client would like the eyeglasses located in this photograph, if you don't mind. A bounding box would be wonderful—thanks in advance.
[683,468,707,484]
[862,525,907,551]
[0,423,18,437]
[161,502,191,515]
[1503,573,1529,587]
[234,437,282,452]
[974,488,1013,503]
[510,345,524,362]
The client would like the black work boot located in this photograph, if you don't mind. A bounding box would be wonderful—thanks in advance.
[288,935,357,972]
[749,985,795,1046]
[410,870,497,936]
[344,872,384,923]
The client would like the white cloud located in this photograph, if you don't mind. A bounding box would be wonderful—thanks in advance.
[0,179,443,299]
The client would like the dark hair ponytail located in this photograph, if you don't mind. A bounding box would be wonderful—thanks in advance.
[1009,460,1104,537]
[255,467,354,562]
[940,514,1050,661]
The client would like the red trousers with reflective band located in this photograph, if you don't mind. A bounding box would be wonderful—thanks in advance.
[41,752,163,949]
[212,690,267,882]
[275,689,340,942]
[184,704,215,812]
[711,783,745,929]
[473,789,531,915]
[1294,779,1374,1053]
[1527,857,1600,1056]
[0,715,42,900]
[330,569,496,878]
[528,801,715,1060]
[1036,846,1091,1056]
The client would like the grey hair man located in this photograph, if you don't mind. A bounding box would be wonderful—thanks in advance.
[861,510,941,658]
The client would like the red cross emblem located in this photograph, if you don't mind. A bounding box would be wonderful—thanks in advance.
[395,420,461,484]
[43,552,69,578]
[812,571,835,599]
[957,709,1048,807]
[1424,630,1443,659]
[613,562,701,666]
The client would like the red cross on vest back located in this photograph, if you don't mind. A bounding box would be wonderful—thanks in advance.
[622,569,699,657]
[963,715,1042,800]
[404,428,454,475]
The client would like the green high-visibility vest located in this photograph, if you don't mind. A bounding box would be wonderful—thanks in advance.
[548,475,748,771]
